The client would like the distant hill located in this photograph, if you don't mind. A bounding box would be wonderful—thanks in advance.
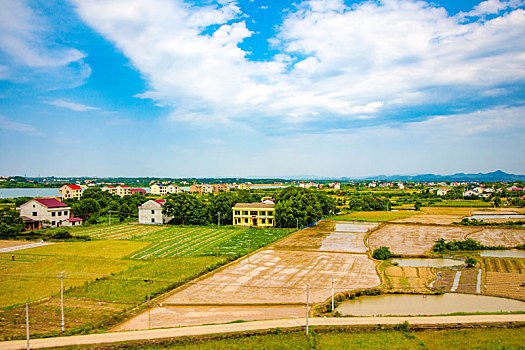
[362,170,525,182]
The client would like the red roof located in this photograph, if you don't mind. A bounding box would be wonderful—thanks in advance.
[154,199,166,205]
[131,188,146,192]
[34,198,68,208]
[65,184,82,190]
[120,185,129,188]
[67,218,83,222]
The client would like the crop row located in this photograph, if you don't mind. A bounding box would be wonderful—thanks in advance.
[483,257,525,274]
[201,228,294,255]
[130,227,247,259]
[75,224,164,240]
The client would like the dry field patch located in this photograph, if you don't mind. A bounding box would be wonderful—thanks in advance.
[467,229,525,247]
[162,249,380,305]
[384,266,435,292]
[369,224,478,255]
[485,272,525,301]
[115,305,305,331]
[273,221,376,253]
[392,215,463,225]
[0,240,39,249]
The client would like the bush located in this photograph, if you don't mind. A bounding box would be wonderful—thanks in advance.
[465,256,477,267]
[372,246,391,260]
[51,229,72,240]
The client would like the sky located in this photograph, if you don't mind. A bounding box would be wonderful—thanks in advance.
[0,0,524,178]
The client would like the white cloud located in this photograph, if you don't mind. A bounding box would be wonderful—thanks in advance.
[0,1,90,85]
[464,0,525,17]
[0,115,44,136]
[73,0,525,128]
[45,99,100,112]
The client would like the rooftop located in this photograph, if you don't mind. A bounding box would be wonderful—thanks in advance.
[233,203,275,209]
[33,198,69,208]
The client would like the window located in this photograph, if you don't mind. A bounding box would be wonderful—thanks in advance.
[151,218,155,223]
[52,212,56,217]
[250,211,257,216]
[58,211,62,216]
[32,212,37,216]
[244,218,248,223]
[243,211,248,215]
[151,210,155,214]
[64,211,68,216]
[269,219,273,224]
[261,219,266,224]
[51,221,55,225]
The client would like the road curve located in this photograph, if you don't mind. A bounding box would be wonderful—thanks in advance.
[1,314,524,350]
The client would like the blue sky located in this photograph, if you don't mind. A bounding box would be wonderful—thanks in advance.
[1,0,524,178]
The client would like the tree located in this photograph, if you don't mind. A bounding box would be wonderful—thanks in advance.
[163,193,209,225]
[415,201,422,211]
[372,246,392,260]
[465,256,477,267]
[71,198,101,222]
[0,208,24,239]
[274,187,331,228]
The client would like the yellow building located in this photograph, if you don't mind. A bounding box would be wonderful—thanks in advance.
[58,184,83,199]
[232,203,275,227]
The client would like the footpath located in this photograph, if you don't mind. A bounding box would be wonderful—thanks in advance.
[1,314,524,350]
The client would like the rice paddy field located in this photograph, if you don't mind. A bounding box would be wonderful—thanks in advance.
[0,223,296,340]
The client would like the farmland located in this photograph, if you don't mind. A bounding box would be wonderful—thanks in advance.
[482,257,525,301]
[330,211,416,222]
[383,265,435,292]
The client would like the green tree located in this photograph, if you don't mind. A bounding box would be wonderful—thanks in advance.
[372,246,392,260]
[0,208,24,239]
[72,198,101,222]
[163,193,209,225]
[465,256,477,267]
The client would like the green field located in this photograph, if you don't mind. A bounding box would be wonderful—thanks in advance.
[1,223,295,339]
[66,326,525,349]
[329,211,417,222]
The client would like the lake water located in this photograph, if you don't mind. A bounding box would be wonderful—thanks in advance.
[336,293,525,316]
[390,258,464,268]
[480,250,525,258]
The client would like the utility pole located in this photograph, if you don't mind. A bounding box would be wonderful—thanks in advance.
[331,277,334,316]
[217,212,221,227]
[306,284,310,335]
[296,218,299,230]
[144,279,152,329]
[57,271,68,332]
[26,303,30,350]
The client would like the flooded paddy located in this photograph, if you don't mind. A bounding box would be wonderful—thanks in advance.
[469,214,525,220]
[336,293,525,316]
[480,250,525,258]
[162,249,380,304]
[391,258,463,268]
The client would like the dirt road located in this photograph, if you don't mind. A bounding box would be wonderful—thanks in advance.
[1,314,524,350]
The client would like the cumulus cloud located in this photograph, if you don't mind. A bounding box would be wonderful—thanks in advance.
[464,0,525,17]
[45,99,100,112]
[73,0,525,129]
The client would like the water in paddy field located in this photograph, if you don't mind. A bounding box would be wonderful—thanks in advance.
[336,294,525,316]
[390,258,464,268]
[480,250,525,258]
[468,214,525,219]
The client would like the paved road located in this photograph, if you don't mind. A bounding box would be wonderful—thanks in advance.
[1,314,524,350]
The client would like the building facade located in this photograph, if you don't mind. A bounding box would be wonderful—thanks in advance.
[58,184,82,199]
[138,199,172,224]
[232,203,275,228]
[18,198,72,229]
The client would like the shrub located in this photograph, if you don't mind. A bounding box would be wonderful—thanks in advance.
[465,256,477,267]
[372,246,391,260]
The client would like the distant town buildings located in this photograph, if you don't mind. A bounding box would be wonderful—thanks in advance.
[232,202,275,227]
[151,184,183,195]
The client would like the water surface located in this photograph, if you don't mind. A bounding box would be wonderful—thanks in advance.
[480,250,525,258]
[390,258,463,268]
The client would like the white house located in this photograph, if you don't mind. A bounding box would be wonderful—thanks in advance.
[138,199,172,224]
[437,189,448,196]
[62,217,83,227]
[166,184,183,194]
[18,198,73,229]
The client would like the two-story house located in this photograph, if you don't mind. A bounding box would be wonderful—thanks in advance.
[18,198,74,229]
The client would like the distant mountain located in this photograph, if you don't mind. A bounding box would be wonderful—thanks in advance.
[362,170,525,182]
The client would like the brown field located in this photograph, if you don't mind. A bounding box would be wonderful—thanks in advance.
[0,296,129,340]
[273,221,377,253]
[115,305,305,331]
[432,268,479,294]
[467,229,525,247]
[0,240,39,249]
[161,249,380,305]
[483,257,525,273]
[384,266,435,292]
[485,272,525,301]
[368,224,479,255]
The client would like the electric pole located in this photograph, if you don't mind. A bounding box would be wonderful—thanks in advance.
[26,303,29,350]
[57,271,68,332]
[306,284,310,335]
[331,277,334,316]
[217,212,220,227]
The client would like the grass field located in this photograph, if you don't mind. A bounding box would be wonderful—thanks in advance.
[66,326,525,349]
[329,211,417,222]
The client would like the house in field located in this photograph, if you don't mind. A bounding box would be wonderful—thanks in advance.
[436,189,448,196]
[232,203,275,227]
[18,198,79,229]
[138,199,172,224]
[58,184,83,199]
[62,217,83,227]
